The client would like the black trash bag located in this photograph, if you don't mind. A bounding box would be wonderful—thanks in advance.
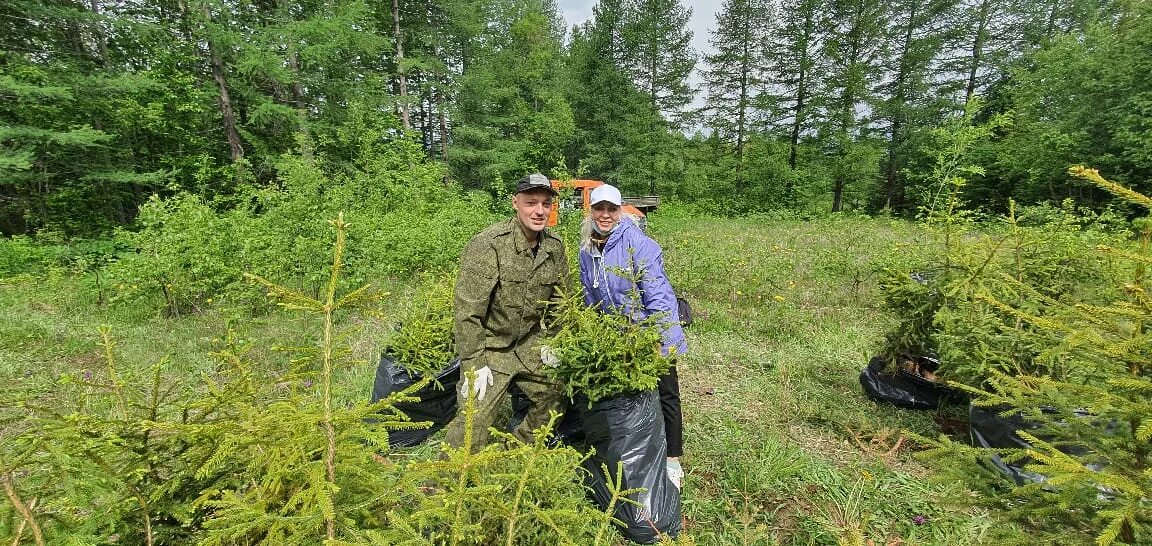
[508,384,585,447]
[579,389,681,544]
[675,296,693,328]
[969,403,1108,486]
[370,354,460,448]
[859,355,965,410]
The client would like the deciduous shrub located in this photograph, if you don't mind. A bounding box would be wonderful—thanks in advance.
[0,232,121,278]
[104,144,500,316]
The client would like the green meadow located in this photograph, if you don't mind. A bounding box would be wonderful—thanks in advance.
[2,213,1053,545]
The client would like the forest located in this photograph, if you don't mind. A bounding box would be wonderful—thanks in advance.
[4,0,1152,545]
[2,0,1150,236]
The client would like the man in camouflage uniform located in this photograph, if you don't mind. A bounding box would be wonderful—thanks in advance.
[443,173,570,450]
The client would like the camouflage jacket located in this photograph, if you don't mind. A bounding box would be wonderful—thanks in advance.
[454,217,570,367]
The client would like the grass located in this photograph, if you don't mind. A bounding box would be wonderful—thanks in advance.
[646,214,1019,545]
[1,213,1042,544]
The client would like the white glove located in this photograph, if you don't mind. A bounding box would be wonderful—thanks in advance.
[460,365,494,402]
[540,346,560,368]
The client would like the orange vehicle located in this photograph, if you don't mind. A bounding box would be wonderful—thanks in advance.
[546,179,660,228]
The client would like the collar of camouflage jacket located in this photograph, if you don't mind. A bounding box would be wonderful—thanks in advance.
[509,216,559,256]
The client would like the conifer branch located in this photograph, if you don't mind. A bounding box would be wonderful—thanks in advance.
[319,216,349,542]
[1,472,43,546]
[592,461,645,544]
[1070,166,1152,210]
[97,326,128,420]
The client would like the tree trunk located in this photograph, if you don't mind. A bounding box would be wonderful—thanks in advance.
[437,85,450,161]
[885,118,903,210]
[648,33,659,195]
[89,0,111,70]
[734,14,749,194]
[287,49,314,160]
[274,0,309,154]
[392,0,411,130]
[886,0,916,211]
[201,3,244,162]
[832,0,864,213]
[832,175,845,212]
[788,6,815,179]
[965,0,991,103]
[788,86,804,170]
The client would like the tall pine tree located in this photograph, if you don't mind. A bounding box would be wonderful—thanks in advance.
[563,0,667,194]
[818,0,887,212]
[763,0,828,206]
[449,0,574,187]
[616,0,696,193]
[701,0,774,193]
[620,0,697,124]
[874,0,957,212]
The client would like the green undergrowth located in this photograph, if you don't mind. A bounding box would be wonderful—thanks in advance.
[0,219,655,545]
[650,214,1029,545]
[1,212,1057,544]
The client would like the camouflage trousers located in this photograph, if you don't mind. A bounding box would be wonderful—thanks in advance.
[443,347,565,451]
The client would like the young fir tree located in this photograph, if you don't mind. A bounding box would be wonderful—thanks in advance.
[701,0,775,194]
[0,216,631,544]
[915,167,1152,545]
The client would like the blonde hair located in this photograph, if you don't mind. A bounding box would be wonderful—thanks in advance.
[580,212,642,252]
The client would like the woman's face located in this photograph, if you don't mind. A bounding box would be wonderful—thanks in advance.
[591,201,621,233]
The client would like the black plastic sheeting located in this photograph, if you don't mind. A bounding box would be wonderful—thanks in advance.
[370,354,461,448]
[508,385,585,447]
[859,355,965,410]
[579,390,681,544]
[969,403,1107,486]
[968,403,1049,485]
[371,356,585,448]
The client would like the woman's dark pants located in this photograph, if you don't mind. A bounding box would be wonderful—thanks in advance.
[658,364,683,457]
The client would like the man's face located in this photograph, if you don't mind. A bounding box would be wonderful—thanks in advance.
[512,189,554,234]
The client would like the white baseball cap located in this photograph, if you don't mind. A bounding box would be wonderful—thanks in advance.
[589,184,622,206]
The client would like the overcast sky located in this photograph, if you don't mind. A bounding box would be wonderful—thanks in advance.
[556,0,721,59]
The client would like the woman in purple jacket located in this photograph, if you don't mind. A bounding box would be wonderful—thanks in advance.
[578,184,687,489]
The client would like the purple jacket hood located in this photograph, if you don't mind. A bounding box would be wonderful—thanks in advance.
[578,217,688,356]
